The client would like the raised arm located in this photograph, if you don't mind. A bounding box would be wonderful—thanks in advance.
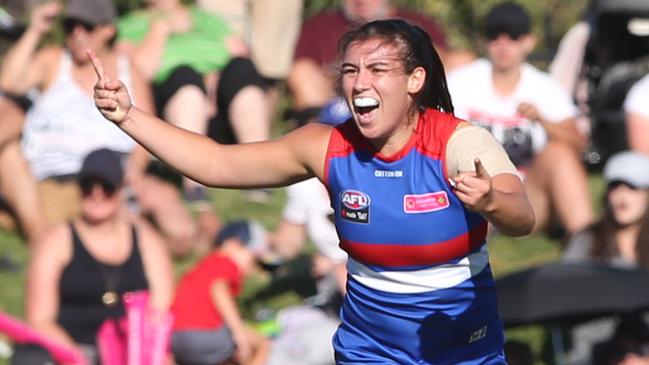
[88,50,330,188]
[0,2,61,93]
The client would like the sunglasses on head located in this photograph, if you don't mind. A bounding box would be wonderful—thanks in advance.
[79,178,117,197]
[63,18,96,34]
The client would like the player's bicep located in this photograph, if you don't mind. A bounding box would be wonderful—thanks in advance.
[209,123,332,187]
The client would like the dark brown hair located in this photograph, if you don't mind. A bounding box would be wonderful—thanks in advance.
[589,190,649,270]
[335,19,454,115]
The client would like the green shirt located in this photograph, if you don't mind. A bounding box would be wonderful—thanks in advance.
[118,6,231,84]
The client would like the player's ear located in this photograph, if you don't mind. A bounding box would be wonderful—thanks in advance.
[407,66,426,94]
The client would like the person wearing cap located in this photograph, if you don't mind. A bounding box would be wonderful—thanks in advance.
[447,1,593,238]
[22,148,173,364]
[562,151,649,365]
[0,0,151,224]
[171,220,270,365]
[0,0,218,257]
[564,150,649,268]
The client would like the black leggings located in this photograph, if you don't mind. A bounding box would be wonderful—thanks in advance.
[208,57,270,144]
[152,65,207,117]
[152,58,269,145]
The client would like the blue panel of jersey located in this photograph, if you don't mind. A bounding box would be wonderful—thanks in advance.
[333,265,505,364]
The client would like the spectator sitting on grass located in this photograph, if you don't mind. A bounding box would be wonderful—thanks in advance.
[171,220,270,365]
[447,1,593,238]
[564,150,649,269]
[20,148,173,364]
[0,0,217,257]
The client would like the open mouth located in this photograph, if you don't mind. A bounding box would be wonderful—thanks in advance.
[353,97,379,124]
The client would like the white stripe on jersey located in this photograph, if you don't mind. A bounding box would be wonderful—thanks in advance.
[347,246,489,294]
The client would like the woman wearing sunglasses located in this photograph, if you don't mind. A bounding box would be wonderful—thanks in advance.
[20,149,173,364]
[0,0,214,257]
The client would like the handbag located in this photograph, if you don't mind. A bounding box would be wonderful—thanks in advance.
[96,291,174,365]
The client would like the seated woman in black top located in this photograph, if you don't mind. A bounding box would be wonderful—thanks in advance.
[24,148,174,363]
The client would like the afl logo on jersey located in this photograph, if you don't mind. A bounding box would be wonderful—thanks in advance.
[340,190,370,223]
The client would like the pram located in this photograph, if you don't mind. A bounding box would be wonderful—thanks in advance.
[584,0,649,166]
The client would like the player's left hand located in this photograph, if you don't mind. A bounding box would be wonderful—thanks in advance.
[451,158,494,213]
[87,49,133,125]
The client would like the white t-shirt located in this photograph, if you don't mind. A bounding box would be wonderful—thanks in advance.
[624,73,649,117]
[447,59,578,166]
[282,178,347,262]
[22,53,135,180]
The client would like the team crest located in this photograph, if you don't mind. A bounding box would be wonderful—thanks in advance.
[340,189,371,224]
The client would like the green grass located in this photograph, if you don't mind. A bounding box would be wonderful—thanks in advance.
[0,175,606,364]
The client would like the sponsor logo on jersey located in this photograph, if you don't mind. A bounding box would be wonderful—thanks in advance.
[374,169,403,178]
[403,191,449,213]
[340,189,370,223]
[468,326,488,343]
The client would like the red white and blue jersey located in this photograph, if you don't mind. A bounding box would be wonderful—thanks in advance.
[325,109,506,364]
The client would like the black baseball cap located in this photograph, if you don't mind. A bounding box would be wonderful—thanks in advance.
[215,220,268,256]
[65,0,116,26]
[78,148,124,187]
[484,2,531,40]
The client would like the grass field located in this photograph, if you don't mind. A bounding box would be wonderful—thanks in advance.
[0,173,606,364]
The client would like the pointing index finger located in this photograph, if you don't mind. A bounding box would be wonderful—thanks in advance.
[86,49,110,84]
[474,158,490,178]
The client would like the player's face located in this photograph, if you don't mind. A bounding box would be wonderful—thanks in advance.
[486,33,534,72]
[341,38,423,150]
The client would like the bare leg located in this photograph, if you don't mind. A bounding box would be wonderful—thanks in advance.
[163,85,210,193]
[0,140,47,244]
[0,96,25,148]
[524,142,594,235]
[228,85,271,143]
[287,59,334,110]
[136,175,196,257]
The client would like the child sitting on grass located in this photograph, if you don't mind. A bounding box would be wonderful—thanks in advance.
[171,220,270,365]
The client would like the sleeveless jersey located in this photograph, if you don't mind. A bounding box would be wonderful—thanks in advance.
[22,52,136,181]
[325,109,505,364]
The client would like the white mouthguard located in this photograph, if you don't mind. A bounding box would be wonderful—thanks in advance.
[353,97,379,108]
